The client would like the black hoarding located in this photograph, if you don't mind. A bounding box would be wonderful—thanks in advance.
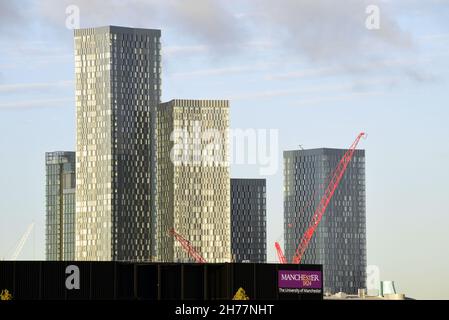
[0,262,323,300]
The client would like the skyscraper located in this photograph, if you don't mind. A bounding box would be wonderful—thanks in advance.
[231,179,267,263]
[45,151,76,261]
[157,99,231,263]
[284,148,366,294]
[74,26,161,261]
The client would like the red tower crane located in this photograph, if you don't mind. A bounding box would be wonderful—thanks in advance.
[275,241,287,264]
[275,132,366,264]
[168,228,207,263]
[292,132,365,264]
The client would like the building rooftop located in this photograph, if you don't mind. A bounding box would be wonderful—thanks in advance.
[74,25,161,36]
[284,148,365,155]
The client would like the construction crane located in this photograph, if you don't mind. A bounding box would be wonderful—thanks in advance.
[275,132,365,264]
[9,222,35,260]
[275,242,287,264]
[273,176,320,263]
[291,132,365,264]
[168,228,207,263]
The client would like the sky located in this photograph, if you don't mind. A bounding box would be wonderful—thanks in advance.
[1,0,449,299]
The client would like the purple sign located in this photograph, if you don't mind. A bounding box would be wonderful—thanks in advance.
[278,270,322,289]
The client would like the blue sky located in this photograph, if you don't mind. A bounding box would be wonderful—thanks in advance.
[1,0,449,299]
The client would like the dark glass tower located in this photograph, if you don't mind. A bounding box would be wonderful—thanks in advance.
[231,179,267,263]
[284,148,366,294]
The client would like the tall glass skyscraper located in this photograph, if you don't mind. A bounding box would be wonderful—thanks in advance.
[45,151,76,261]
[74,26,161,261]
[284,148,366,294]
[231,179,267,263]
[156,99,231,263]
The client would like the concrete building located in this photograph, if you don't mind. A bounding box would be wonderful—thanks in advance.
[156,99,231,263]
[45,151,76,261]
[74,26,161,261]
[231,179,267,263]
[284,148,366,294]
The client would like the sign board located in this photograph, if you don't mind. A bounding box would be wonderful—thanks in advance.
[278,270,322,294]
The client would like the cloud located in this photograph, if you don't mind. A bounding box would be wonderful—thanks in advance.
[419,33,449,41]
[0,41,73,68]
[161,0,245,49]
[0,79,74,111]
[0,0,442,82]
[403,69,439,83]
[0,80,73,94]
[294,91,386,107]
[248,0,413,63]
[30,0,412,61]
[228,77,400,101]
[0,1,24,29]
[0,1,422,60]
[0,97,73,110]
[265,66,341,81]
[2,41,69,56]
[163,45,210,56]
[169,63,271,79]
[63,0,420,78]
[265,55,441,84]
[33,0,245,52]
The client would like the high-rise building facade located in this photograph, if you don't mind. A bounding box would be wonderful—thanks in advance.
[230,179,267,263]
[284,148,366,294]
[45,151,76,261]
[157,99,231,263]
[74,26,161,261]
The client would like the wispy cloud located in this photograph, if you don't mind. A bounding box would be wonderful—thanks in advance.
[229,88,301,101]
[0,63,17,70]
[1,1,415,64]
[34,0,246,52]
[1,0,445,88]
[229,77,401,101]
[265,56,440,83]
[0,98,73,110]
[169,63,271,79]
[0,80,74,94]
[419,33,449,41]
[247,0,413,62]
[0,2,26,31]
[265,66,341,81]
[294,91,386,107]
[163,45,210,56]
[162,41,274,59]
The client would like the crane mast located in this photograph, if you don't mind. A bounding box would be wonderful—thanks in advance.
[275,241,287,264]
[10,222,35,260]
